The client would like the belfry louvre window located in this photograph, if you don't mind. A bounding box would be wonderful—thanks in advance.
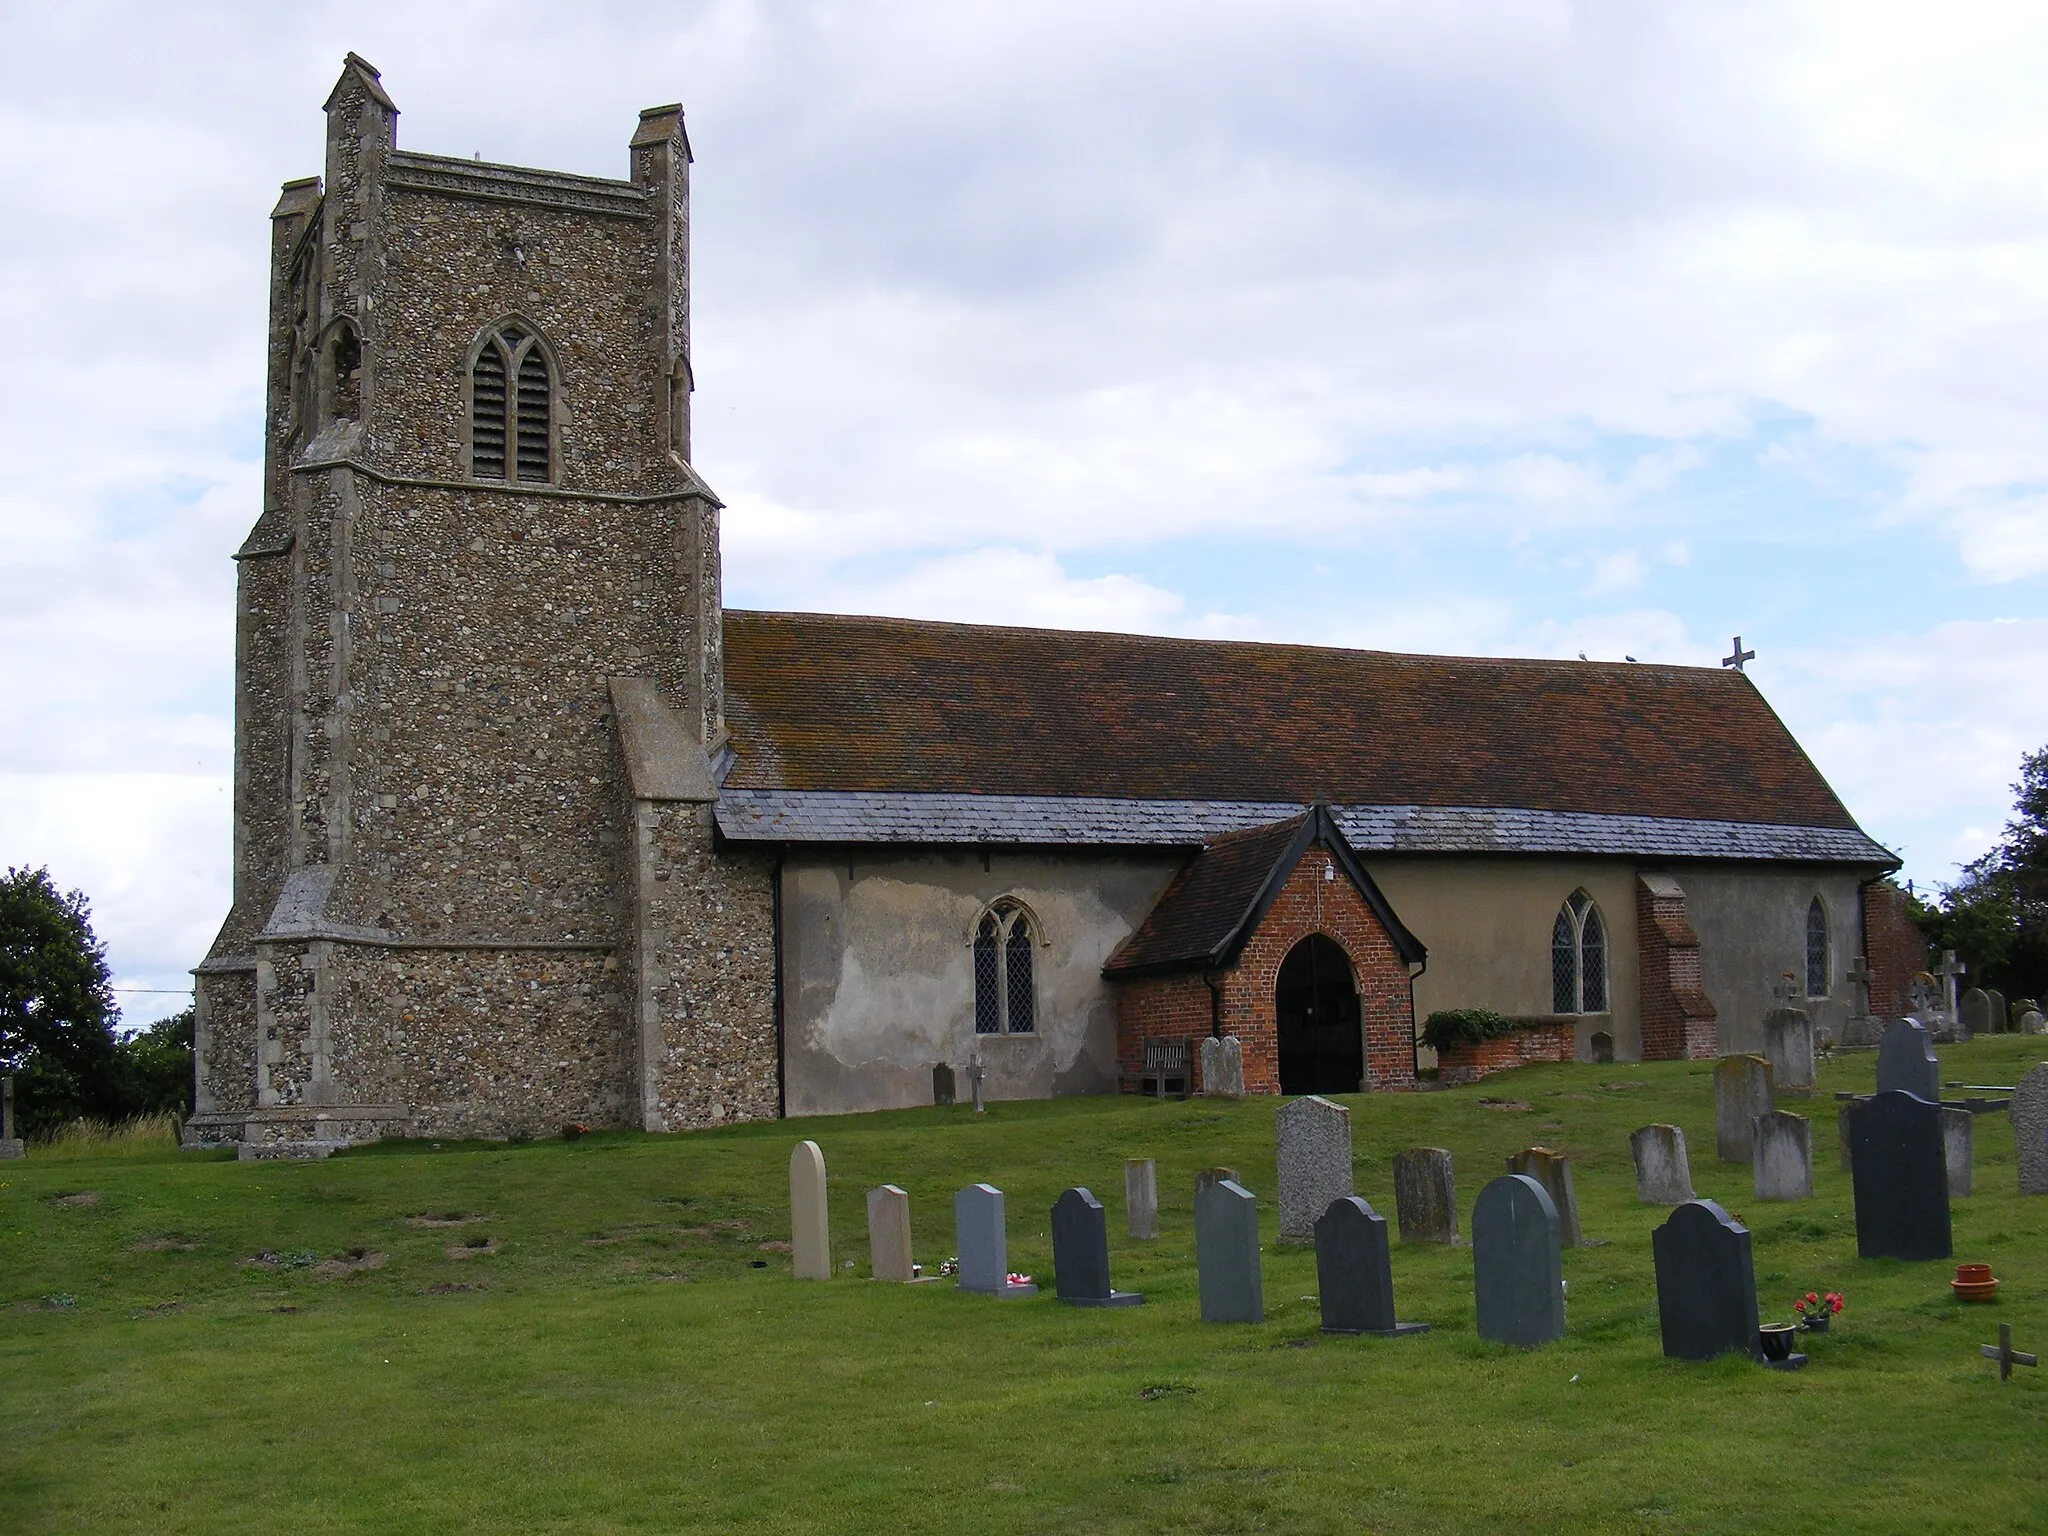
[973,902,1037,1035]
[1551,891,1608,1014]
[1806,897,1830,997]
[470,322,553,483]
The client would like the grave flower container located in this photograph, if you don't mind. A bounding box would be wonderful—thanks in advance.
[1757,1323,1798,1363]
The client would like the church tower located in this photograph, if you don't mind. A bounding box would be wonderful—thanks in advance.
[191,57,776,1149]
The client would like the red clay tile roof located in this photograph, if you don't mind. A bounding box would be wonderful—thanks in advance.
[721,610,1861,830]
[1103,806,1425,977]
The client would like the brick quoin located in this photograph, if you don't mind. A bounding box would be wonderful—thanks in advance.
[1637,876,1719,1061]
[1114,841,1416,1095]
[1861,877,1927,1019]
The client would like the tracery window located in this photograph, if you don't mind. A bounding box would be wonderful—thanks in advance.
[1805,897,1830,998]
[1551,891,1608,1014]
[469,321,554,484]
[973,901,1037,1035]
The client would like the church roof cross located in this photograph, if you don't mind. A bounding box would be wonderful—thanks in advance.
[1722,636,1757,672]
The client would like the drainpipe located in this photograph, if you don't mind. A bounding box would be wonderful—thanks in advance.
[1407,956,1428,1084]
[772,846,787,1119]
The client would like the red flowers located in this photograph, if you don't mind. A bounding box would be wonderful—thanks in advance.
[1794,1289,1845,1316]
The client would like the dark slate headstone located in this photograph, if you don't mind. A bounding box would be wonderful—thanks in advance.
[1652,1200,1761,1362]
[932,1063,956,1107]
[1875,1019,1939,1101]
[1472,1174,1565,1348]
[1848,1090,1952,1261]
[1194,1178,1263,1324]
[1051,1187,1142,1307]
[1314,1196,1427,1337]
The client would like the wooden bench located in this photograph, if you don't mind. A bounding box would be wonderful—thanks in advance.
[1134,1038,1192,1100]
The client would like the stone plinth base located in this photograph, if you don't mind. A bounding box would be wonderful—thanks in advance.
[0,1138,24,1159]
[186,1104,410,1154]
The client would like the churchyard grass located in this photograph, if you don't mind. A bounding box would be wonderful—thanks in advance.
[4,1040,2046,1533]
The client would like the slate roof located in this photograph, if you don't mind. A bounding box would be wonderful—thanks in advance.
[715,611,1898,867]
[1102,807,1427,977]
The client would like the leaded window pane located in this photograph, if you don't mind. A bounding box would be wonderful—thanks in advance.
[1005,921,1035,1033]
[1580,907,1607,1013]
[1552,910,1577,1014]
[973,916,1001,1034]
[1806,898,1829,996]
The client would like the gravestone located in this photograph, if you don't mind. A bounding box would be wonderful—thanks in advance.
[790,1140,832,1281]
[1960,989,1995,1040]
[1652,1200,1765,1363]
[1752,1110,1812,1201]
[1630,1124,1694,1204]
[1200,1035,1245,1099]
[1125,1158,1158,1240]
[1941,1106,1973,1199]
[1715,1056,1774,1162]
[1842,954,1879,1046]
[0,1077,23,1159]
[1472,1174,1565,1347]
[1876,1019,1940,1100]
[1314,1196,1427,1336]
[1277,1095,1353,1244]
[1837,1101,1855,1173]
[867,1184,915,1282]
[965,1057,987,1113]
[1986,988,2008,1034]
[1051,1188,1142,1306]
[1847,1090,1952,1260]
[1392,1148,1458,1244]
[1938,951,1968,1036]
[2023,1010,2047,1036]
[932,1063,956,1107]
[1194,1178,1263,1323]
[1195,1166,1239,1199]
[2016,1064,2048,1194]
[1908,971,1941,1022]
[955,1183,1036,1296]
[1763,1008,1816,1093]
[1506,1147,1584,1247]
[1590,1031,1614,1065]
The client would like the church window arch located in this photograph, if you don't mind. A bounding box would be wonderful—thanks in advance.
[1805,896,1830,998]
[972,900,1038,1035]
[327,320,362,423]
[467,319,557,485]
[1551,891,1608,1014]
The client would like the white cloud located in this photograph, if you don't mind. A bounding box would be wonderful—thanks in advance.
[1586,549,1647,595]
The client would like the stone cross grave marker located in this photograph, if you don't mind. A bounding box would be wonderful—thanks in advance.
[1715,1056,1774,1162]
[1392,1148,1459,1244]
[1752,1110,1812,1201]
[1277,1095,1353,1244]
[1051,1188,1142,1307]
[1960,989,1995,1041]
[1472,1174,1565,1347]
[2013,1064,2048,1195]
[790,1140,832,1281]
[1763,1008,1816,1094]
[1194,1178,1263,1324]
[955,1183,1036,1297]
[867,1184,916,1282]
[1630,1124,1695,1204]
[965,1057,986,1114]
[1938,950,1967,1030]
[1908,971,1941,1021]
[1772,972,1801,1007]
[1506,1147,1585,1247]
[1982,1323,2040,1382]
[1200,1035,1245,1099]
[1844,954,1874,1017]
[1125,1158,1158,1240]
[932,1063,956,1107]
[1652,1200,1774,1365]
[0,1076,23,1159]
[1848,1090,1952,1261]
[1314,1196,1428,1337]
[1194,1166,1239,1199]
[1876,1019,1940,1100]
[1941,1106,1973,1199]
[2024,1009,2047,1036]
[1987,988,2008,1034]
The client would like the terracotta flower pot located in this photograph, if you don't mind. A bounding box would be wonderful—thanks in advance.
[1955,1263,1993,1285]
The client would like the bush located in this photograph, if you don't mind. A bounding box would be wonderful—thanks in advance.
[1420,1007,1518,1052]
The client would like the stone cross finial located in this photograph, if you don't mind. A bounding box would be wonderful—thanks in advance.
[966,1057,986,1115]
[1982,1323,2038,1382]
[1938,950,1966,1021]
[1844,955,1874,1017]
[1722,636,1756,671]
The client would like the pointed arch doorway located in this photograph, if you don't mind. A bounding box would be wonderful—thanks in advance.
[1276,934,1363,1094]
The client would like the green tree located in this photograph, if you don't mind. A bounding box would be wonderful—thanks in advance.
[1925,747,2048,1002]
[0,866,124,1135]
[116,1006,195,1117]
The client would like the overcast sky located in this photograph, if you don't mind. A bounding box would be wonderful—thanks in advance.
[4,1,2047,1024]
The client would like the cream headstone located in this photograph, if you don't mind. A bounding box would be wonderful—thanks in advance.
[1762,1008,1816,1094]
[790,1140,831,1281]
[1714,1055,1774,1162]
[866,1184,914,1282]
[1200,1035,1245,1099]
[1125,1157,1158,1240]
[1630,1124,1694,1204]
[1941,1106,1973,1199]
[1506,1147,1584,1247]
[1751,1111,1812,1201]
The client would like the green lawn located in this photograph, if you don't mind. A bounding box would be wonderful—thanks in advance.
[3,1038,2045,1534]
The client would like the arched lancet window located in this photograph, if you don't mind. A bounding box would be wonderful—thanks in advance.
[329,321,362,423]
[973,901,1037,1035]
[1806,897,1830,998]
[469,321,554,484]
[1552,891,1608,1014]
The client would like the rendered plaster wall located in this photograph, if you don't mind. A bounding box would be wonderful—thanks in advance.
[780,849,1184,1117]
[1677,867,1869,1055]
[1368,858,1642,1063]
